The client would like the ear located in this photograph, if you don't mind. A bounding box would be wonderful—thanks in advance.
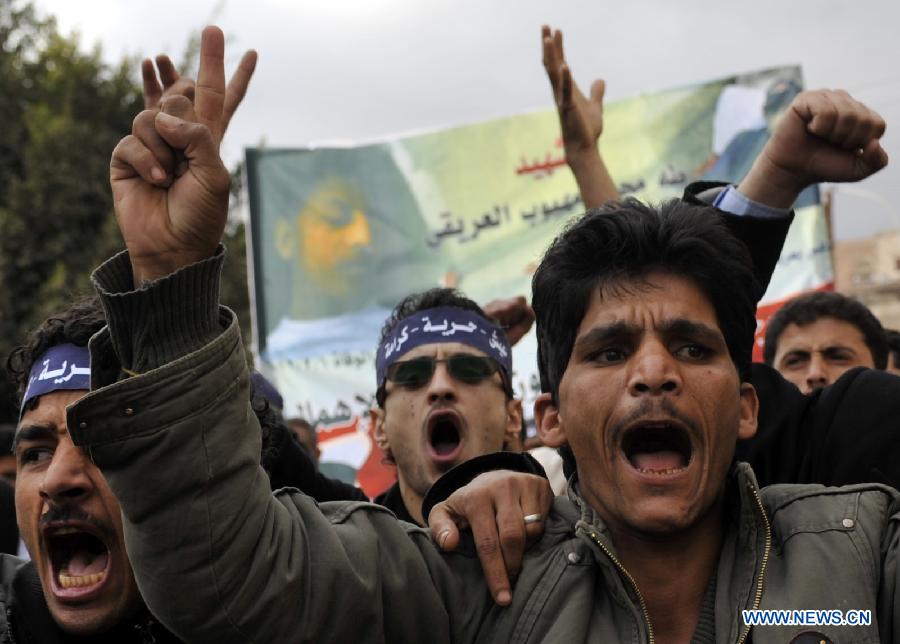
[737,382,759,441]
[370,407,392,458]
[534,392,567,448]
[503,398,524,448]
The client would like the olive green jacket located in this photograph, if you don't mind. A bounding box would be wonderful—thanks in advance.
[68,251,900,644]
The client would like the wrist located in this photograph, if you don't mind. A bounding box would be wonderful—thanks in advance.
[130,249,216,288]
[566,146,601,170]
[737,154,808,210]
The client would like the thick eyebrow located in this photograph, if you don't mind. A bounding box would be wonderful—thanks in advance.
[821,345,857,355]
[658,319,726,347]
[572,321,641,354]
[12,423,56,454]
[573,318,726,355]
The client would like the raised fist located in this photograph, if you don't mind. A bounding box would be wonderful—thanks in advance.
[740,89,888,208]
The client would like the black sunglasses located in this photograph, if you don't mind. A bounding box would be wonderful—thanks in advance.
[386,354,500,389]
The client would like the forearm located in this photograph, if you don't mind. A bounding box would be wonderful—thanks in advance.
[568,148,619,209]
[91,247,225,374]
[68,304,279,640]
[77,256,327,638]
[683,181,793,296]
[70,254,472,642]
[69,312,459,641]
[736,154,806,210]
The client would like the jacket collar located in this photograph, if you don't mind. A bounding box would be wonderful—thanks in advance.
[374,481,419,526]
[564,462,771,642]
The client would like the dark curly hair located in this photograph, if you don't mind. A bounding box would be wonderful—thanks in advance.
[376,288,490,347]
[7,296,106,410]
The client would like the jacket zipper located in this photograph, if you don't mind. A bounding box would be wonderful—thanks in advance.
[5,608,16,644]
[586,481,771,644]
[587,530,655,644]
[737,483,772,644]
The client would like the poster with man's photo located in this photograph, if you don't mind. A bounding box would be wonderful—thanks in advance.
[246,65,830,496]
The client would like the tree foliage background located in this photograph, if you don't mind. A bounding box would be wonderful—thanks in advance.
[0,2,251,423]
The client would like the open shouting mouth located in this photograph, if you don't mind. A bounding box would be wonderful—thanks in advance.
[621,421,694,476]
[426,410,465,465]
[43,523,112,600]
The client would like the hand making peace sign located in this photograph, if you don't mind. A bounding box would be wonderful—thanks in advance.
[111,27,255,286]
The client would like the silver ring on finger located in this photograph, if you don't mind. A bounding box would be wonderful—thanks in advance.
[523,513,543,525]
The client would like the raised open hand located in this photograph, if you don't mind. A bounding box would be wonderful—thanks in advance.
[739,89,888,209]
[542,25,606,161]
[141,47,257,141]
[111,27,245,286]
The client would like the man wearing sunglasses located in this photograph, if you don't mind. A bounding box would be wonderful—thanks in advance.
[370,289,525,526]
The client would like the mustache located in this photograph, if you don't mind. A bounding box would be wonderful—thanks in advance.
[41,504,116,542]
[607,399,702,451]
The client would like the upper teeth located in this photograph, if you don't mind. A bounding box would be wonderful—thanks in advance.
[58,571,105,589]
[638,467,686,475]
[51,527,82,536]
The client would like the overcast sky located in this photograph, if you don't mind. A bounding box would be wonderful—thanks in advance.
[34,0,900,241]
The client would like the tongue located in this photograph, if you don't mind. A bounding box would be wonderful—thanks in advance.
[64,549,108,577]
[633,450,683,472]
[433,440,459,456]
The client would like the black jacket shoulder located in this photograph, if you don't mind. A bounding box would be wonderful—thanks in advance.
[741,364,900,490]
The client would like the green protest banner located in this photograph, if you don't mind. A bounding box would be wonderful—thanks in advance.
[246,65,829,496]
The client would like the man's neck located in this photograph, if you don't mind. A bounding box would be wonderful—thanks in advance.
[607,501,724,644]
[398,478,426,525]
